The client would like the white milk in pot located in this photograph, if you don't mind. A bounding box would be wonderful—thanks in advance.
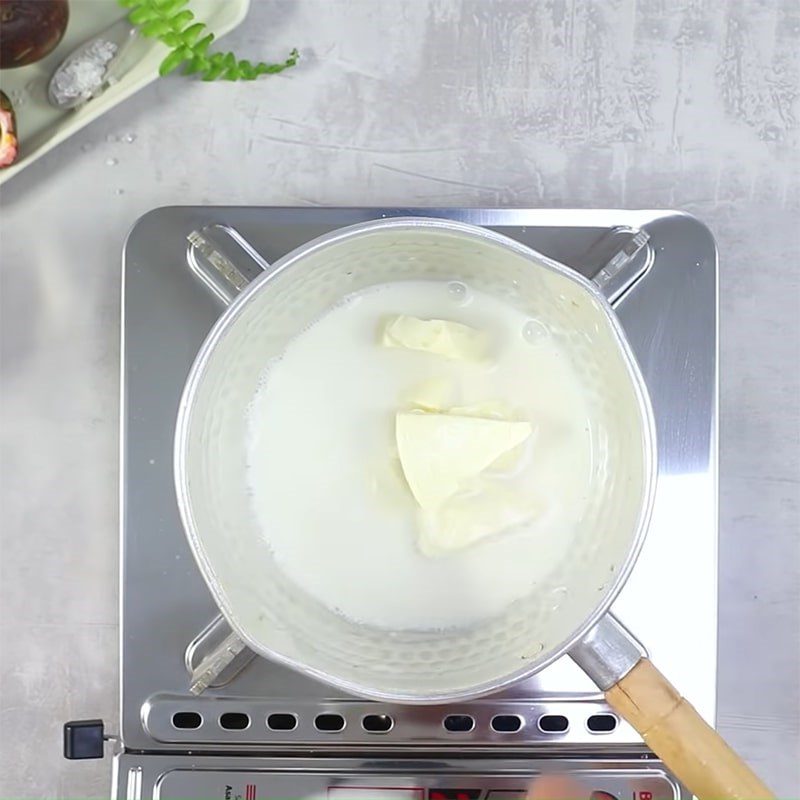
[245,280,593,631]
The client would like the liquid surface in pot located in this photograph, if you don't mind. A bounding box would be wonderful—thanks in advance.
[245,280,593,630]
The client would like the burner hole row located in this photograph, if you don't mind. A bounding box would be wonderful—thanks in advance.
[172,711,617,735]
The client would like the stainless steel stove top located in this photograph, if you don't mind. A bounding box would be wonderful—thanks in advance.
[116,207,717,799]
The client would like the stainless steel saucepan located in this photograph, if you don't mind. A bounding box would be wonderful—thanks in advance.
[175,218,771,800]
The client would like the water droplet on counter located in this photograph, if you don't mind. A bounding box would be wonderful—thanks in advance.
[105,157,118,166]
[123,133,137,143]
[148,458,155,464]
[23,78,45,102]
[522,319,548,343]
[447,281,468,303]
[115,188,125,195]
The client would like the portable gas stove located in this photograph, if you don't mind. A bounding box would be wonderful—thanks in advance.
[64,208,717,800]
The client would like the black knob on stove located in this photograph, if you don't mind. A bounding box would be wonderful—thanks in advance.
[63,719,106,760]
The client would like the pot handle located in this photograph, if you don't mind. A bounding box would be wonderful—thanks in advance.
[182,224,269,691]
[188,629,248,695]
[187,224,273,305]
[582,226,653,306]
[571,615,774,799]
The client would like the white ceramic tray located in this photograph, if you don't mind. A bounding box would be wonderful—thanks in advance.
[0,0,249,185]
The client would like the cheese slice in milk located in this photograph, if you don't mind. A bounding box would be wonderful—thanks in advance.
[395,411,532,510]
[418,482,542,557]
[382,315,489,361]
[401,376,455,411]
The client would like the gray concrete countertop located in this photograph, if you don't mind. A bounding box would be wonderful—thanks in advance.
[1,1,798,796]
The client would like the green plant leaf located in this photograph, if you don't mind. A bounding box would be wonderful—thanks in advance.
[161,31,181,47]
[118,0,298,83]
[128,6,158,24]
[141,18,172,37]
[237,59,257,80]
[183,54,207,74]
[160,0,189,12]
[194,33,215,54]
[255,58,295,75]
[180,22,206,46]
[159,45,192,76]
[168,9,195,29]
[202,60,227,81]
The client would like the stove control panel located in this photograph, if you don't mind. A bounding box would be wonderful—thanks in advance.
[115,755,685,800]
[153,773,675,800]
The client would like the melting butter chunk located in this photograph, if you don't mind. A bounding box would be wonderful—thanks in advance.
[449,400,515,420]
[418,483,542,556]
[395,411,532,510]
[402,376,455,411]
[449,402,528,472]
[381,315,489,361]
